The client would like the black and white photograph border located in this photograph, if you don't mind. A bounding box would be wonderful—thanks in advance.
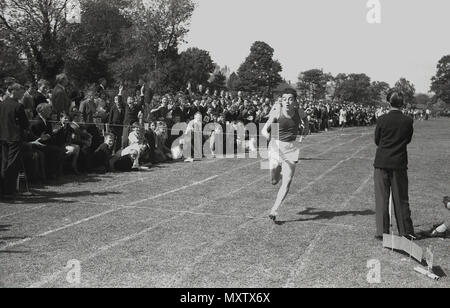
[0,0,449,290]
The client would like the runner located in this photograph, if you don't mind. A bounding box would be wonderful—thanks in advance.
[262,88,308,223]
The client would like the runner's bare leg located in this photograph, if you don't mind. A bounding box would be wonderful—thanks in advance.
[270,160,296,217]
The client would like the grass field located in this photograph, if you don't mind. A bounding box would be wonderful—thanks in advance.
[0,119,449,288]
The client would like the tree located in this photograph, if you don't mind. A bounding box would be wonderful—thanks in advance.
[124,0,195,69]
[369,81,390,106]
[237,41,282,95]
[431,55,450,105]
[178,47,215,88]
[111,0,196,88]
[394,78,416,106]
[414,93,431,108]
[297,69,328,102]
[227,72,241,91]
[334,73,372,104]
[0,0,71,81]
[0,40,28,84]
[65,0,131,86]
[209,70,227,91]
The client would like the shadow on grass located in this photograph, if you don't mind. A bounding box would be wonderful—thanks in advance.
[0,250,30,254]
[276,207,375,225]
[12,190,122,205]
[0,225,12,232]
[31,173,107,188]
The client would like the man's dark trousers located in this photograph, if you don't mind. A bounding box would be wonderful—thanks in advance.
[0,141,23,195]
[374,168,414,237]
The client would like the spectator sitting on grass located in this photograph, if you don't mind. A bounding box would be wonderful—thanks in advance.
[109,148,138,172]
[426,197,450,238]
[153,121,173,163]
[92,133,115,172]
[120,122,149,170]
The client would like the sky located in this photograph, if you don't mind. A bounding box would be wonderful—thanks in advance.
[181,0,450,93]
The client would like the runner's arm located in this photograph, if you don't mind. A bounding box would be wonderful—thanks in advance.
[262,103,281,140]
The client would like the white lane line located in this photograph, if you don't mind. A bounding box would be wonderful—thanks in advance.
[130,207,374,232]
[23,128,372,285]
[0,160,261,252]
[293,143,371,195]
[169,142,373,287]
[0,200,113,220]
[28,174,268,288]
[284,228,327,288]
[283,172,374,288]
[312,133,371,158]
[1,131,348,220]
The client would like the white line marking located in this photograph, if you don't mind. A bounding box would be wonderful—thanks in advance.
[169,141,374,287]
[0,160,261,252]
[28,174,267,288]
[1,133,342,219]
[16,127,369,286]
[283,172,374,287]
[284,228,327,288]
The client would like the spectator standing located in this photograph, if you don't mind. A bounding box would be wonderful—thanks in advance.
[52,74,71,117]
[374,92,416,239]
[0,83,30,199]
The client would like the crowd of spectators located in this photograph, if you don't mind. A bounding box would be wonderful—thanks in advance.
[0,74,440,199]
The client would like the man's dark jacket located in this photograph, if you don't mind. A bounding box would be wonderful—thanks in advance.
[374,110,413,170]
[0,97,30,142]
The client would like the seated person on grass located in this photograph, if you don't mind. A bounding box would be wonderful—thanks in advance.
[109,148,139,172]
[153,121,173,163]
[426,197,450,238]
[92,133,115,172]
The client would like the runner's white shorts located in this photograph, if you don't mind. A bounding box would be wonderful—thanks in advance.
[268,139,300,168]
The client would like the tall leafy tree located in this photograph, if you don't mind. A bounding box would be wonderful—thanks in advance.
[0,39,28,84]
[209,71,227,91]
[334,73,372,104]
[369,81,390,106]
[111,0,196,88]
[227,72,241,91]
[414,93,431,108]
[237,41,282,95]
[431,55,450,105]
[65,0,131,86]
[394,78,416,106]
[0,0,71,81]
[297,69,328,102]
[178,47,215,88]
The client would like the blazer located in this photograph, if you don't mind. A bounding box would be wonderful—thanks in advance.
[0,97,30,142]
[374,110,413,170]
[30,117,54,144]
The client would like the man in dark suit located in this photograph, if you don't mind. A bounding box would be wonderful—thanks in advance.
[374,91,415,239]
[52,74,71,117]
[30,103,65,179]
[0,83,30,198]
